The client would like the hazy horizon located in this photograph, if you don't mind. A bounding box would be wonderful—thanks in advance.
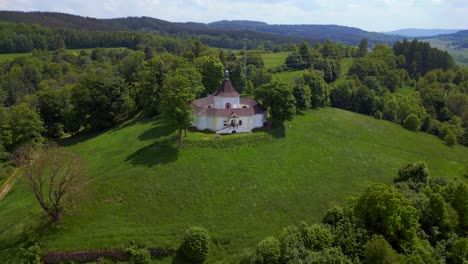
[0,0,467,32]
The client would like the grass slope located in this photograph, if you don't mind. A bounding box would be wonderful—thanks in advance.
[1,108,468,262]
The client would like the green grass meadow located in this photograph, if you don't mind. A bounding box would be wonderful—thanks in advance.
[272,69,308,84]
[262,52,290,68]
[1,108,467,262]
[0,53,30,62]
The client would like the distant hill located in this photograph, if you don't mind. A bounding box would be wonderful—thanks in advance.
[383,28,463,37]
[0,11,401,46]
[1,11,467,48]
[208,20,402,45]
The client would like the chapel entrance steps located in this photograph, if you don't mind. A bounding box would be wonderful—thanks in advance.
[216,125,251,134]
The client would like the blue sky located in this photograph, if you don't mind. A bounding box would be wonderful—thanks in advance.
[0,0,467,31]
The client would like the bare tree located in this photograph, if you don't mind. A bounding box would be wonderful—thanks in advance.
[12,144,85,223]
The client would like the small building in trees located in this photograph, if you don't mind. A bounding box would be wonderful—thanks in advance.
[192,71,266,133]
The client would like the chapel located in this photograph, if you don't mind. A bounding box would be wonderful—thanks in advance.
[192,70,266,134]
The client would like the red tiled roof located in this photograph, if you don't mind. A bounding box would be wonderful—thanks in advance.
[213,80,240,97]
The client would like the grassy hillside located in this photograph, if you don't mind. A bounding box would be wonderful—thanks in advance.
[1,108,468,262]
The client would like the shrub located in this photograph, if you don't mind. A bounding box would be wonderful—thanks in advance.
[19,243,42,264]
[182,227,210,263]
[395,161,429,183]
[444,131,457,146]
[255,236,281,264]
[374,111,383,120]
[403,114,421,132]
[125,245,151,264]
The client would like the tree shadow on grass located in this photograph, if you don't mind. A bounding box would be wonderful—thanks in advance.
[137,123,173,142]
[125,137,179,167]
[171,249,188,264]
[268,123,286,139]
[58,117,158,147]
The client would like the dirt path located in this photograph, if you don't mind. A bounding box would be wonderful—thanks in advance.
[0,169,17,200]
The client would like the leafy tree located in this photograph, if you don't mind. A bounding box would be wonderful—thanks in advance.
[330,79,354,110]
[331,218,369,260]
[118,51,145,83]
[354,184,420,251]
[160,67,203,146]
[226,61,246,93]
[348,58,389,81]
[301,223,334,251]
[402,114,421,132]
[0,106,12,157]
[443,181,468,235]
[36,87,71,138]
[301,71,330,108]
[382,94,398,122]
[195,56,224,95]
[249,66,272,89]
[446,237,468,264]
[255,236,281,264]
[316,58,341,83]
[293,81,311,111]
[285,52,304,70]
[299,41,313,68]
[358,38,368,57]
[444,131,457,146]
[133,56,166,115]
[352,86,376,115]
[70,74,135,132]
[384,70,402,92]
[363,76,381,92]
[279,225,307,264]
[9,103,45,150]
[182,227,210,264]
[363,235,401,264]
[422,193,454,241]
[12,144,85,222]
[254,81,296,125]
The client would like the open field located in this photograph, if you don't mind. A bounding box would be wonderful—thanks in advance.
[1,108,467,262]
[262,52,290,68]
[0,53,30,62]
[340,58,354,76]
[272,69,308,83]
